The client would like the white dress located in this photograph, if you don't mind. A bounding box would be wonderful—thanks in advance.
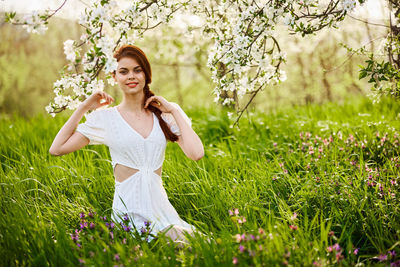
[75,103,196,236]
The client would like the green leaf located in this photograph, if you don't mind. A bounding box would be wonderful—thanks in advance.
[359,71,368,80]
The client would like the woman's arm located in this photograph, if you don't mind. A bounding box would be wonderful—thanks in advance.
[171,106,204,161]
[49,91,114,156]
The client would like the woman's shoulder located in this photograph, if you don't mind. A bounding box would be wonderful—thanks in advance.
[85,106,115,121]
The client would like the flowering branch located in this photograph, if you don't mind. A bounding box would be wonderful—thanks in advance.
[5,0,373,122]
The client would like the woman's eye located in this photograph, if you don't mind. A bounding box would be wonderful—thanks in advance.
[119,71,127,74]
[135,69,142,73]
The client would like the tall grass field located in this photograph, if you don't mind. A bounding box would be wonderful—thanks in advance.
[1,97,399,266]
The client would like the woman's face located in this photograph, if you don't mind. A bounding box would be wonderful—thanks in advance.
[113,57,146,95]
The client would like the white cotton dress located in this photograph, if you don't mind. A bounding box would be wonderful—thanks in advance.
[75,103,196,236]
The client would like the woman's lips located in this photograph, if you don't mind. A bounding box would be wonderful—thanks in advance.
[126,82,138,88]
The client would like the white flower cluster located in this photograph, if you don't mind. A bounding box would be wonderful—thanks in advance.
[22,10,48,35]
[341,0,357,13]
[45,75,105,115]
[190,1,290,106]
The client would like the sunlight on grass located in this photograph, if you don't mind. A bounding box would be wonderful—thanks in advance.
[1,97,399,266]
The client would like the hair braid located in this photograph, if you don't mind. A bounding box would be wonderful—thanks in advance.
[143,85,179,142]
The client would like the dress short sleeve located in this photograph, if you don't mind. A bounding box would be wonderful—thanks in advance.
[75,110,106,145]
[161,103,192,136]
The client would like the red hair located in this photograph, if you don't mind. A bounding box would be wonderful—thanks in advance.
[113,45,179,142]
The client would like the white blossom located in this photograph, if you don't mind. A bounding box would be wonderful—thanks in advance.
[63,40,76,62]
[104,57,118,73]
[342,0,357,13]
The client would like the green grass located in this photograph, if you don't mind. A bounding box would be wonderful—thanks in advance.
[1,97,399,266]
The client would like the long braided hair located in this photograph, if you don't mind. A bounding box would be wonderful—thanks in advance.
[113,45,179,142]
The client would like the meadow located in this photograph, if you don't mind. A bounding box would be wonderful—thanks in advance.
[0,96,399,266]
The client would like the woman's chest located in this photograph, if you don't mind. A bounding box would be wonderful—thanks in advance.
[106,114,167,151]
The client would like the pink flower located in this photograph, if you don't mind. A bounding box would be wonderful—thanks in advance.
[239,244,245,253]
[353,248,359,255]
[229,210,233,216]
[232,257,238,264]
[238,217,246,224]
[234,208,239,215]
[289,225,298,230]
[234,234,242,242]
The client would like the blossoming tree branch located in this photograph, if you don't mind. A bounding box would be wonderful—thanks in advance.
[7,0,397,125]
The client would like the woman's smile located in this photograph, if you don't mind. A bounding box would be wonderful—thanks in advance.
[126,82,138,88]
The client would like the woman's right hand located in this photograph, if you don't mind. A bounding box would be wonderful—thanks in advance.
[81,91,114,111]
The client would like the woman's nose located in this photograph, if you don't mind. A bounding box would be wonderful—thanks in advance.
[128,71,136,80]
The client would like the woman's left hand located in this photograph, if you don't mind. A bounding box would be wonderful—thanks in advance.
[144,95,176,113]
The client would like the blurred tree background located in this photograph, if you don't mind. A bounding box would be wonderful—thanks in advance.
[0,0,389,117]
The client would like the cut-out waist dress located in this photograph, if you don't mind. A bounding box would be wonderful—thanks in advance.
[75,103,195,234]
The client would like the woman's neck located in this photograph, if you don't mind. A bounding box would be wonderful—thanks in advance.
[119,92,147,114]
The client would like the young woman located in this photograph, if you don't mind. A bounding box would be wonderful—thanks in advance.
[49,44,204,245]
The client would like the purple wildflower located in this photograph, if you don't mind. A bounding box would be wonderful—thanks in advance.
[123,214,129,221]
[241,233,246,241]
[78,258,85,264]
[144,221,151,227]
[123,225,131,232]
[239,244,245,253]
[80,222,88,229]
[88,212,94,218]
[102,216,107,221]
[70,234,79,242]
[114,253,120,261]
[110,231,114,240]
[89,222,95,229]
[391,260,400,267]
[378,254,387,262]
[110,222,115,229]
[140,227,147,234]
[389,250,396,257]
[353,248,359,255]
[79,212,85,219]
[332,243,341,252]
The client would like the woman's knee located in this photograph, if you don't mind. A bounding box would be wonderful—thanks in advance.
[161,225,193,241]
